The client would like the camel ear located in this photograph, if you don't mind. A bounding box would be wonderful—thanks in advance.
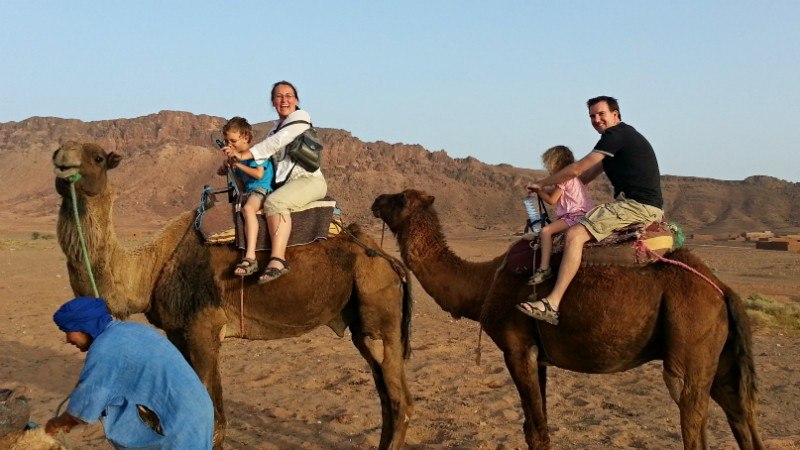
[107,152,122,170]
[421,193,435,207]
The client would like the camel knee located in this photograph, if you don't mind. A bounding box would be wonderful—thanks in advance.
[364,336,385,364]
[663,370,684,405]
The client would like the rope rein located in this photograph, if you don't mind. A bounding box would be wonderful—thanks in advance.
[194,186,224,230]
[338,222,407,282]
[68,174,100,298]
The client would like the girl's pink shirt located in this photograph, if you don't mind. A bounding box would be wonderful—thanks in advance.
[555,177,594,219]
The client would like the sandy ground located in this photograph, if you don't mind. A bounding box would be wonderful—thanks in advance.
[1,220,799,449]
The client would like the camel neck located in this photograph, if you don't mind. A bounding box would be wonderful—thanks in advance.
[57,189,155,318]
[397,214,491,321]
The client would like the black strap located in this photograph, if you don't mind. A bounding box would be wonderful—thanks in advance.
[274,119,312,132]
[524,196,552,234]
[538,195,552,226]
[271,119,312,185]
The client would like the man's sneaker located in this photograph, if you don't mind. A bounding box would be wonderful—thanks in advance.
[527,267,553,285]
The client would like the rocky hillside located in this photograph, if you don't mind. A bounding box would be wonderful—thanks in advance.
[1,111,798,235]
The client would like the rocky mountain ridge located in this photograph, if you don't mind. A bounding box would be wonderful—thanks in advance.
[1,111,798,235]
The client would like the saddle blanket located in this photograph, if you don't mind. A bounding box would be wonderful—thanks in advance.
[506,221,675,276]
[197,196,337,250]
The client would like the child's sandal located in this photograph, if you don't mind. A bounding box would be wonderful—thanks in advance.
[516,297,560,325]
[234,258,259,277]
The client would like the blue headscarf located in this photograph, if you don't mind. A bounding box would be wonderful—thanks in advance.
[53,297,113,339]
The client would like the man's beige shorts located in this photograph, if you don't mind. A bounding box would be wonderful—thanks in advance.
[579,198,663,242]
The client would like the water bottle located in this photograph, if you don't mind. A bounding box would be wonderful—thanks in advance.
[523,196,541,233]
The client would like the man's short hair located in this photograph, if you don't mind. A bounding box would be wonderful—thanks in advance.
[587,96,621,120]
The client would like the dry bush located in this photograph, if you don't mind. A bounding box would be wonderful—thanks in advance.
[744,294,800,334]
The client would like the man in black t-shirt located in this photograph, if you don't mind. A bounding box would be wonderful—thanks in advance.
[517,96,664,326]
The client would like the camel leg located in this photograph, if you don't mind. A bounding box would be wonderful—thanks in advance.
[710,358,765,450]
[350,324,411,450]
[184,307,228,450]
[663,360,717,450]
[502,339,550,450]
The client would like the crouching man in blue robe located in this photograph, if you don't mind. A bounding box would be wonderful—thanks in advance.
[45,297,214,449]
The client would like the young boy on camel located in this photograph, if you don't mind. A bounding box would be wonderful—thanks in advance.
[526,145,594,286]
[217,117,275,276]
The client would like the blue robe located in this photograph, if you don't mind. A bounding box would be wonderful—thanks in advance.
[67,321,214,449]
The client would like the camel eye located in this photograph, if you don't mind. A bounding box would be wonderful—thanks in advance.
[94,155,104,163]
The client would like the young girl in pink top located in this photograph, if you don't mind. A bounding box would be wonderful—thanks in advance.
[527,145,594,285]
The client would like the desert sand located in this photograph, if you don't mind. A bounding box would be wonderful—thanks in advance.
[1,215,799,450]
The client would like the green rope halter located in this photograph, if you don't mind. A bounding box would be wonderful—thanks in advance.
[68,173,100,298]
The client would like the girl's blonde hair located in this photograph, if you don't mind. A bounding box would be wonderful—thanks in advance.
[542,145,575,174]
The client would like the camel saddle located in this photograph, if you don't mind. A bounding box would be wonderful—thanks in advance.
[506,221,676,276]
[196,194,340,250]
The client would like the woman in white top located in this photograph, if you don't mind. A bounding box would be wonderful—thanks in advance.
[223,81,327,283]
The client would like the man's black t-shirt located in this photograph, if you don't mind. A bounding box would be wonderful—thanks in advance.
[593,122,663,209]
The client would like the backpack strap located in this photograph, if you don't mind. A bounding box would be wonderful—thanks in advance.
[274,119,312,132]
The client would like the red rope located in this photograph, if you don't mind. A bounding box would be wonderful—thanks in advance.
[634,241,724,296]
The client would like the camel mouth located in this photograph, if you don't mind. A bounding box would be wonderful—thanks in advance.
[54,165,80,179]
[370,201,386,220]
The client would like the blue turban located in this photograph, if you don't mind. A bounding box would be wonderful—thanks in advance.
[53,297,113,340]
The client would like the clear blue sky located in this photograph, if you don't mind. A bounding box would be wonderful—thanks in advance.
[2,1,798,181]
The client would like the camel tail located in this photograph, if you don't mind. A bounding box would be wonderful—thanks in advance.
[723,287,758,410]
[718,286,765,449]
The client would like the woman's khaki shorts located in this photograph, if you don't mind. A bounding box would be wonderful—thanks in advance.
[579,198,663,242]
[263,175,327,216]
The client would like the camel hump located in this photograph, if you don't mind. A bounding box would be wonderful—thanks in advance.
[506,221,677,275]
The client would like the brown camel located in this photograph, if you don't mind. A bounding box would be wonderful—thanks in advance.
[52,141,413,449]
[372,189,764,450]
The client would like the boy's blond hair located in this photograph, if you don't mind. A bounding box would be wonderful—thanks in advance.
[222,117,253,144]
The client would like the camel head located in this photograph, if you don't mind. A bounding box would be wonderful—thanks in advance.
[53,141,121,198]
[371,189,435,233]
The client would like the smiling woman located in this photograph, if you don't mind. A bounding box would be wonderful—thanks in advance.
[221,80,328,284]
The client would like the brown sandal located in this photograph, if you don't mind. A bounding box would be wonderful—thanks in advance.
[258,257,291,284]
[516,297,560,325]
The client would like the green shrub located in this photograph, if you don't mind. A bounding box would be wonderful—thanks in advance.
[744,294,800,334]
